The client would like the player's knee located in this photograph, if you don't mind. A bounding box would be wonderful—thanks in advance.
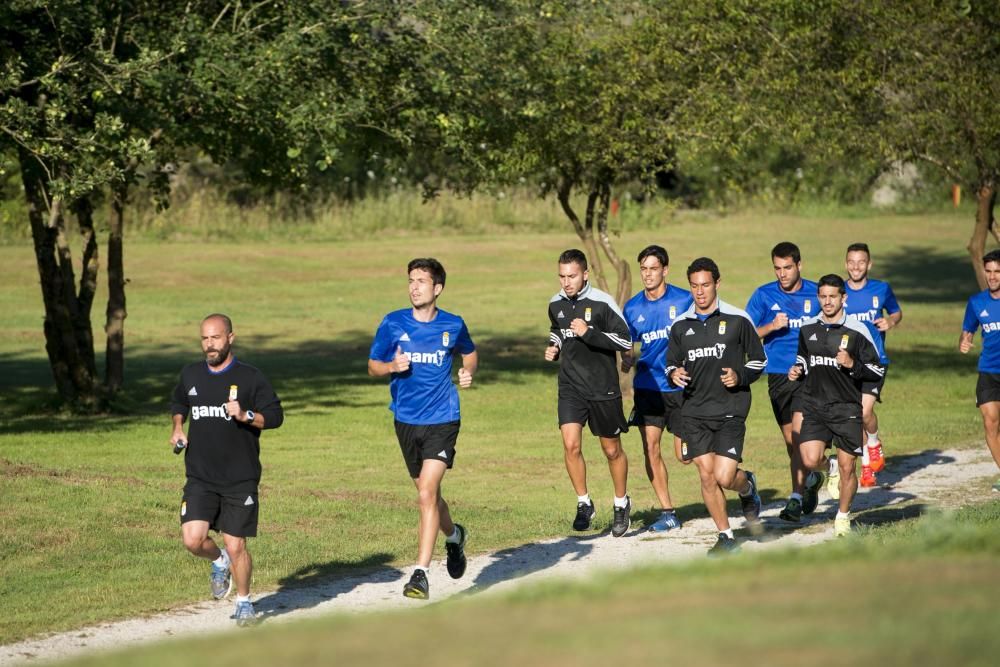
[562,439,583,457]
[223,536,247,558]
[416,485,438,508]
[600,441,623,460]
[181,534,204,554]
[715,470,737,489]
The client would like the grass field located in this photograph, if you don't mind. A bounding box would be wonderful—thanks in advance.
[0,207,994,648]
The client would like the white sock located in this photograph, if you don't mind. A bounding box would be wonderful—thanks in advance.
[828,457,838,475]
[414,565,428,574]
[867,431,879,446]
[213,549,230,568]
[445,525,462,544]
[836,511,851,520]
[721,529,734,539]
[861,446,871,466]
[235,594,251,604]
[790,492,803,502]
[577,494,591,505]
[613,495,629,508]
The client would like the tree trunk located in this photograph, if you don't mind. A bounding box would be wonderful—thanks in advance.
[593,180,632,307]
[967,179,997,289]
[73,198,99,377]
[105,181,128,395]
[19,148,99,409]
[557,178,608,292]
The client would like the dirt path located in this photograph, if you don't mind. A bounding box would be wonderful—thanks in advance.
[3,446,997,666]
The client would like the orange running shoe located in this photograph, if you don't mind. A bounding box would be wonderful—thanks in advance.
[860,464,877,488]
[867,441,885,472]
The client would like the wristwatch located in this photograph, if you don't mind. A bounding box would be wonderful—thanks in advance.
[245,410,255,424]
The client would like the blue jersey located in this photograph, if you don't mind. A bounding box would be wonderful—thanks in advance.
[745,279,820,374]
[844,279,901,364]
[623,285,693,392]
[963,290,1000,373]
[369,308,475,425]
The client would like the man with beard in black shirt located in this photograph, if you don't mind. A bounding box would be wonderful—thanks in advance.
[170,313,283,627]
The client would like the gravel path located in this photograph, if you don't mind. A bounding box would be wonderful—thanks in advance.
[3,446,997,666]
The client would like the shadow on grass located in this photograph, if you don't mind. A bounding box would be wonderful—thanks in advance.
[466,533,604,594]
[0,328,551,435]
[254,552,401,623]
[878,245,973,304]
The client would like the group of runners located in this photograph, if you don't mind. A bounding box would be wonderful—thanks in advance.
[166,241,1000,625]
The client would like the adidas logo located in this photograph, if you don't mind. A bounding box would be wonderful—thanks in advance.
[771,303,782,311]
[685,328,695,335]
[809,333,817,341]
[637,314,646,323]
[188,386,198,396]
[854,447,863,454]
[437,450,448,459]
[557,310,565,319]
[872,387,879,395]
[244,496,254,506]
[727,447,737,455]
[982,310,989,318]
[400,333,411,342]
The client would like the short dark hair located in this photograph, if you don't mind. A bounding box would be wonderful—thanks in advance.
[558,249,588,271]
[408,258,446,286]
[817,273,846,294]
[771,241,801,264]
[202,313,233,334]
[984,249,1000,266]
[846,242,871,258]
[637,244,668,267]
[687,257,720,282]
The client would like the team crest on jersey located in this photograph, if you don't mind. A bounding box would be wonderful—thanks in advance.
[442,331,450,346]
[669,305,677,319]
[718,320,727,335]
[873,296,879,309]
[840,334,850,349]
[681,441,688,457]
[585,307,592,322]
[180,501,187,517]
[804,300,812,314]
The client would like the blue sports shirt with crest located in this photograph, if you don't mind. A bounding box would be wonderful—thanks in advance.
[963,290,1000,373]
[745,279,820,374]
[623,285,693,392]
[844,279,901,365]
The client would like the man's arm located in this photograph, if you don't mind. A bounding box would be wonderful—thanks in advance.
[458,350,478,388]
[959,330,975,354]
[577,304,632,352]
[736,317,768,386]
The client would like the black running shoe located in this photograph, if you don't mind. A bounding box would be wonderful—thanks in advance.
[739,470,762,523]
[802,471,825,515]
[573,501,596,531]
[611,496,632,537]
[707,533,740,557]
[445,524,467,579]
[779,497,803,522]
[403,569,429,600]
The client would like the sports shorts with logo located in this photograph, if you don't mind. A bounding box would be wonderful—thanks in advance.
[798,403,864,455]
[976,372,1000,407]
[767,373,803,426]
[181,478,259,537]
[861,366,888,402]
[558,387,628,438]
[630,389,684,436]
[394,420,460,478]
[680,416,745,462]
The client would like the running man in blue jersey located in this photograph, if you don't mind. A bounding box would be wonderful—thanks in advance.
[621,245,693,532]
[959,249,1000,493]
[745,242,819,522]
[368,258,478,600]
[844,243,902,488]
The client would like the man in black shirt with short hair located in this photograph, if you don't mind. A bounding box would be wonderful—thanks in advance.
[170,313,283,627]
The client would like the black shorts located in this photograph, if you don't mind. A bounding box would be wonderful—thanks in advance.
[799,409,864,456]
[680,416,745,462]
[767,373,804,426]
[181,479,259,537]
[558,391,628,438]
[395,420,460,478]
[630,389,684,435]
[976,372,1000,407]
[861,366,888,402]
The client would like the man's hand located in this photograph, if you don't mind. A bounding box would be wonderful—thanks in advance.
[458,367,474,388]
[835,349,854,368]
[720,367,738,388]
[670,367,691,388]
[569,318,589,337]
[771,312,789,331]
[392,346,411,373]
[225,400,244,422]
[621,351,635,373]
[788,365,803,381]
[959,333,974,354]
[545,345,560,361]
[874,317,892,332]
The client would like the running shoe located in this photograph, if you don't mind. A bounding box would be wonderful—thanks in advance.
[867,441,885,472]
[707,533,740,557]
[611,496,632,537]
[860,464,877,488]
[802,471,825,515]
[827,456,840,500]
[403,569,429,600]
[993,479,1000,493]
[210,561,233,600]
[648,510,682,532]
[234,600,257,627]
[445,524,467,579]
[739,470,762,526]
[779,497,803,522]
[834,516,852,537]
[573,501,596,531]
